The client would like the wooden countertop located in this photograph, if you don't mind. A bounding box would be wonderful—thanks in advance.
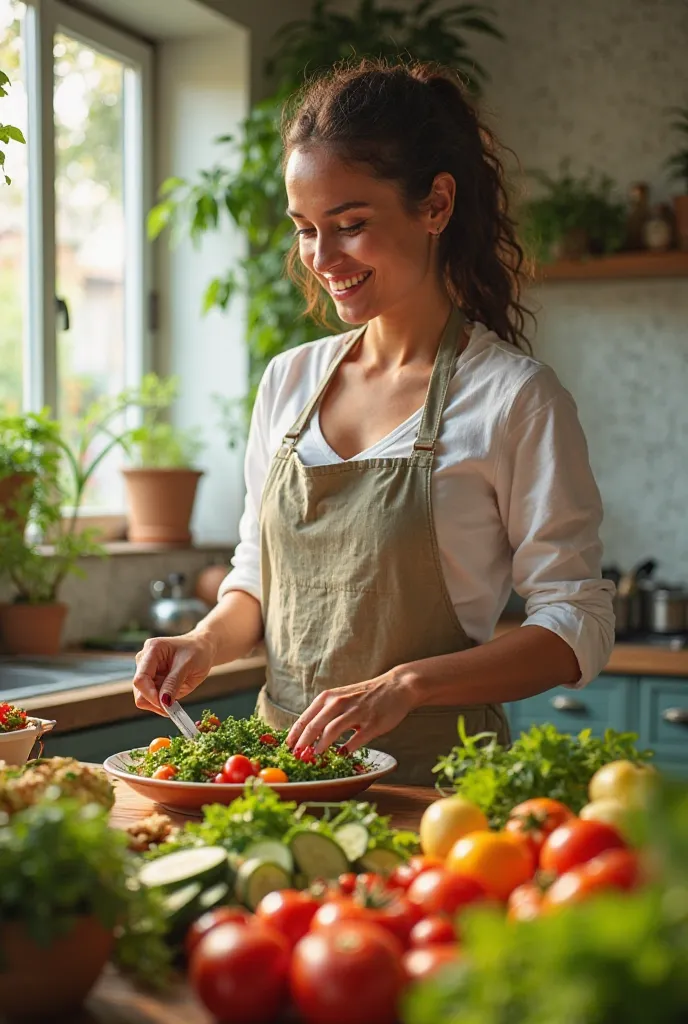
[18,624,688,738]
[76,779,434,1023]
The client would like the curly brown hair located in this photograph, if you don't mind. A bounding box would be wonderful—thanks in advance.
[282,59,533,352]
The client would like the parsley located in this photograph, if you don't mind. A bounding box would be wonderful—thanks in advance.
[433,719,653,827]
[0,701,28,732]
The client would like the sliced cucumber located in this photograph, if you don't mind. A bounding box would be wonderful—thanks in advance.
[139,846,229,891]
[290,830,349,882]
[358,847,406,875]
[333,823,369,863]
[242,839,293,875]
[161,882,202,936]
[235,858,292,911]
[198,882,231,913]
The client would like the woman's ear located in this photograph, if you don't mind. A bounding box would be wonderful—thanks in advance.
[424,172,456,236]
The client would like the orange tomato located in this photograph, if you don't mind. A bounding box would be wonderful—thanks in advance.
[446,830,534,902]
[259,767,289,784]
[148,736,172,754]
[152,764,177,780]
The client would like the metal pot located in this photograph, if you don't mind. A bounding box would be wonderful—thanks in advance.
[640,583,688,634]
[604,559,656,637]
[149,573,210,636]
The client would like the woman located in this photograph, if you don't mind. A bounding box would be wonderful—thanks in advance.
[132,60,615,785]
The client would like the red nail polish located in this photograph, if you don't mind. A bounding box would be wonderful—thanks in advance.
[160,693,171,707]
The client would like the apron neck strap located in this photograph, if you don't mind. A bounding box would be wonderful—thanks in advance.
[282,324,367,445]
[282,307,466,450]
[413,306,466,452]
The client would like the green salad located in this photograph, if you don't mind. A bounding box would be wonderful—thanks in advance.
[129,711,371,783]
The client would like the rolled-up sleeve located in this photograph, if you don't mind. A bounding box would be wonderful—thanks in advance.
[494,367,616,687]
[217,361,276,604]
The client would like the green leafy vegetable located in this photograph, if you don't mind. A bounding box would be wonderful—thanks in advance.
[0,797,171,987]
[296,800,420,858]
[433,719,653,827]
[130,711,369,782]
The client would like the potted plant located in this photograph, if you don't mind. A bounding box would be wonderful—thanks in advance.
[0,796,170,1020]
[121,381,204,546]
[665,106,688,251]
[520,161,627,263]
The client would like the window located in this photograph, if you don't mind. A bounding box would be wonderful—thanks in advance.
[0,0,152,509]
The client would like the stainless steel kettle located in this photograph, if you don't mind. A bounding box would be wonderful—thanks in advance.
[149,573,210,636]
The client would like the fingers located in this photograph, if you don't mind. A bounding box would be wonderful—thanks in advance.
[312,714,361,755]
[289,691,360,754]
[133,686,169,717]
[158,651,195,707]
[132,641,168,709]
[286,691,329,749]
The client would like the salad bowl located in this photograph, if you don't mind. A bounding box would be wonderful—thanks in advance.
[0,717,56,767]
[103,747,398,814]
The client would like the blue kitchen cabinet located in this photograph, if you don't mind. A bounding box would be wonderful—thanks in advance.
[505,675,636,738]
[638,677,688,779]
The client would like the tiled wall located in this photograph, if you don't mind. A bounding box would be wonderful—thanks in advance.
[468,0,688,579]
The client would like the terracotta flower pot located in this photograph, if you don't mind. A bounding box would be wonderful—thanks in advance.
[0,472,34,531]
[0,916,114,1021]
[673,194,688,251]
[123,467,203,546]
[0,602,68,656]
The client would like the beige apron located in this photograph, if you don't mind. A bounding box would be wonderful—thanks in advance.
[256,306,510,785]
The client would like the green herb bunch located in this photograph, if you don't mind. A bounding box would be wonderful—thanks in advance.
[403,781,688,1024]
[433,719,653,827]
[130,711,369,782]
[0,798,171,986]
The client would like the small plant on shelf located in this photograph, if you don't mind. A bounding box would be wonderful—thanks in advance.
[665,106,688,250]
[520,160,626,263]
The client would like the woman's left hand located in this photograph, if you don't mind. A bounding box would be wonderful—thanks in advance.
[286,670,418,755]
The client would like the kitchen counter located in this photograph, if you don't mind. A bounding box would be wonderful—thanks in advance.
[17,624,688,738]
[74,778,435,1023]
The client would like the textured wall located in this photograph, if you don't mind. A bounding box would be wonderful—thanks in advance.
[463,0,688,580]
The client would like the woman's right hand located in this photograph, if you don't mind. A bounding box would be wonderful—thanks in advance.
[132,632,216,716]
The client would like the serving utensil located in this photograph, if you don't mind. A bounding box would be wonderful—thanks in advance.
[164,699,200,740]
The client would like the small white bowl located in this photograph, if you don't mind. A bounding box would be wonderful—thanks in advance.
[0,718,56,767]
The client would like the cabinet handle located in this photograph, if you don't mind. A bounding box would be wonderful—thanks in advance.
[550,695,586,713]
[662,707,688,725]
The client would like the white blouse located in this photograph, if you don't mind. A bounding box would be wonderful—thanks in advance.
[220,322,616,687]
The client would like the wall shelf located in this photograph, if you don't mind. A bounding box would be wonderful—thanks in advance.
[536,250,688,282]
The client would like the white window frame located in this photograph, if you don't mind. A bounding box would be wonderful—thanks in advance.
[20,0,153,419]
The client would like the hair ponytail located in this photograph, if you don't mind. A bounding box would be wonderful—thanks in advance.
[284,59,533,352]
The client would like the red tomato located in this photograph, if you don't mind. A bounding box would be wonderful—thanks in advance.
[255,890,320,948]
[152,764,177,781]
[312,893,421,948]
[409,915,457,947]
[213,773,227,784]
[185,907,251,959]
[190,921,290,1024]
[543,848,641,909]
[540,819,626,876]
[259,733,278,746]
[506,882,544,923]
[295,745,317,764]
[291,922,405,1024]
[407,868,486,917]
[389,855,444,892]
[336,873,358,896]
[403,944,461,982]
[506,798,574,865]
[222,754,258,784]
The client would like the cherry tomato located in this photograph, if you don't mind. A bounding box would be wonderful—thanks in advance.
[409,915,457,947]
[506,882,544,923]
[446,831,534,902]
[190,921,290,1024]
[543,848,641,909]
[295,745,317,764]
[185,907,251,959]
[152,764,177,780]
[540,819,626,876]
[258,767,289,784]
[259,733,278,746]
[407,868,486,917]
[148,736,171,754]
[389,855,443,892]
[291,922,405,1024]
[213,773,227,784]
[222,754,258,784]
[312,892,422,948]
[255,890,320,948]
[336,873,358,896]
[505,798,575,865]
[403,944,461,982]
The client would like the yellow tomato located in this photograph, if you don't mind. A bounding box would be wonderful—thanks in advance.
[446,830,534,902]
[579,797,632,833]
[420,796,489,860]
[588,760,657,807]
[148,736,172,754]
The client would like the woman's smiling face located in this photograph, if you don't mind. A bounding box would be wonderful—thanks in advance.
[285,146,446,324]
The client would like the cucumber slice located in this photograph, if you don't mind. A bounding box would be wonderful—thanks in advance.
[358,847,406,875]
[333,823,369,863]
[162,882,202,935]
[139,847,229,891]
[242,840,293,875]
[235,858,292,911]
[290,830,349,882]
[198,882,231,913]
